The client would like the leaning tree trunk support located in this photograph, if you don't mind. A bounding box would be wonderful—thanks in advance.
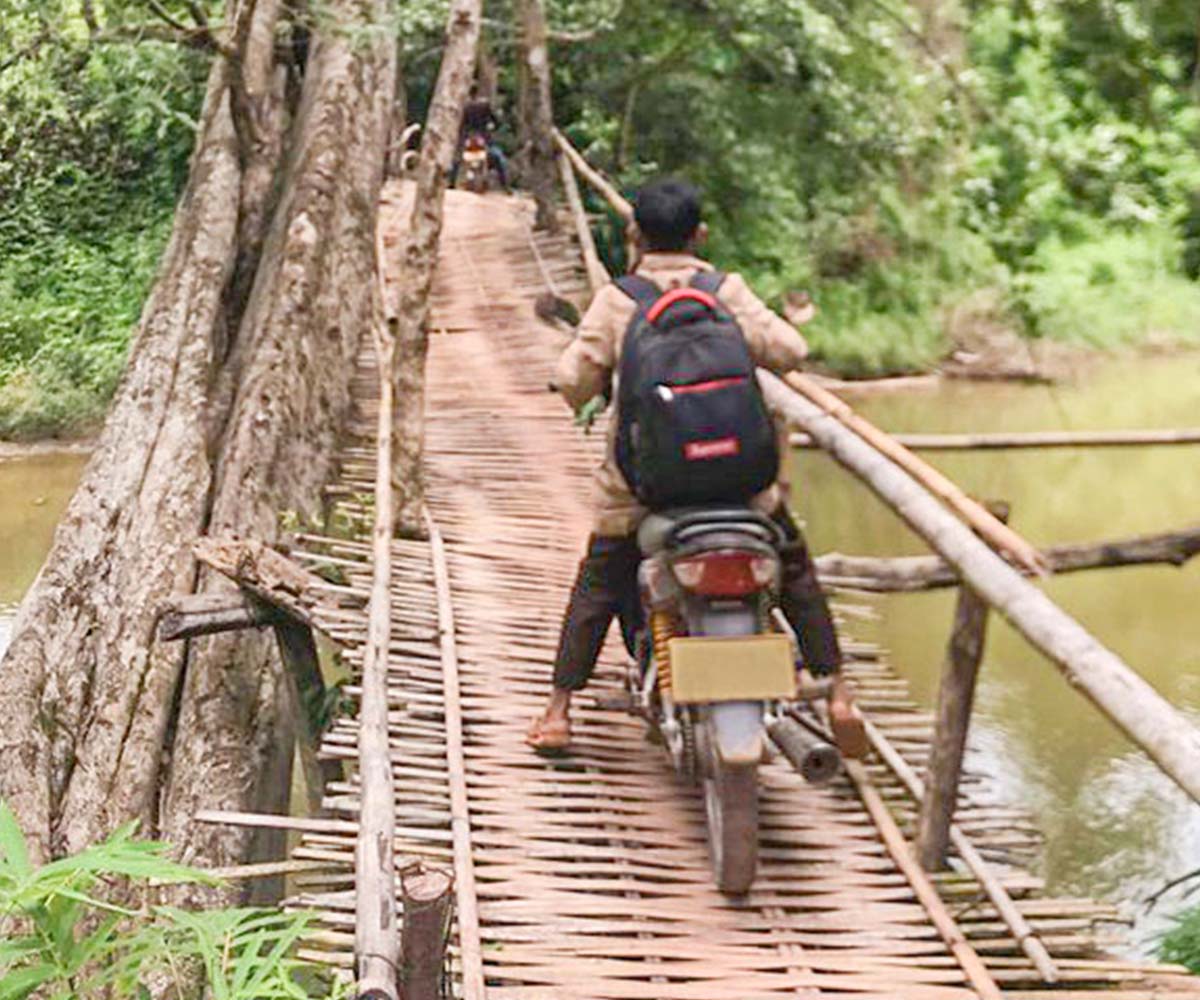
[916,502,1009,872]
[515,0,559,230]
[390,0,485,536]
[762,373,1200,804]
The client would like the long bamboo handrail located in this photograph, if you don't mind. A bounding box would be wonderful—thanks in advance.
[761,371,1200,804]
[557,144,609,293]
[553,128,634,223]
[784,373,1047,575]
[792,427,1200,450]
[353,229,401,1000]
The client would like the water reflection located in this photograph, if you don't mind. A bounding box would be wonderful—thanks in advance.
[790,352,1200,952]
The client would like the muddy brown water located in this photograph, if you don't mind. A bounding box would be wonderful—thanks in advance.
[1,353,1197,951]
[789,352,1200,952]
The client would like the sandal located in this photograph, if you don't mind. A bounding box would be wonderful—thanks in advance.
[525,715,572,754]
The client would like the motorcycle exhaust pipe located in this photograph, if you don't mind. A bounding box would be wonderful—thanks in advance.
[768,716,841,785]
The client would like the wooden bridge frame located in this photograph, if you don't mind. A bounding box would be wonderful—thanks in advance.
[176,136,1200,1000]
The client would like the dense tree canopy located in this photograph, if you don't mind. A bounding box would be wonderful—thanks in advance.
[2,0,1200,435]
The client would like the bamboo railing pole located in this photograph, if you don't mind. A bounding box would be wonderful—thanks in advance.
[552,128,634,222]
[814,523,1200,592]
[864,720,1060,983]
[792,427,1200,450]
[784,372,1048,575]
[844,759,1004,1000]
[557,146,609,293]
[763,372,1200,805]
[353,228,400,1000]
[426,512,485,1000]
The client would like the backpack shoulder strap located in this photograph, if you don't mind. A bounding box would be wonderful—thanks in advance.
[689,269,727,297]
[615,274,662,314]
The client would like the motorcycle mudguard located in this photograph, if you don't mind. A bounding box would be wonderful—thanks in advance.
[706,701,765,767]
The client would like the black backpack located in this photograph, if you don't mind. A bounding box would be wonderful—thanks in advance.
[613,271,779,510]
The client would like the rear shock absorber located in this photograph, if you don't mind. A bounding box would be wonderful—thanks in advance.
[650,610,678,697]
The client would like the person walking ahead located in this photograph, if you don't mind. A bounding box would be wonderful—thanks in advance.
[526,178,855,752]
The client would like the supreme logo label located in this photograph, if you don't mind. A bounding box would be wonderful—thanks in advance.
[684,437,740,461]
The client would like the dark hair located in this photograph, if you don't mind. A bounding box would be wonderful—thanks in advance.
[634,178,702,251]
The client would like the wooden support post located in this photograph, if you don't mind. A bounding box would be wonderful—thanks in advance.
[916,581,989,871]
[273,620,341,814]
[918,500,1009,871]
[400,865,454,1000]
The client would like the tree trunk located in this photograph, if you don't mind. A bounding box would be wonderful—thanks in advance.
[385,36,409,179]
[0,0,396,881]
[163,0,395,895]
[391,0,484,536]
[0,53,244,862]
[515,0,558,230]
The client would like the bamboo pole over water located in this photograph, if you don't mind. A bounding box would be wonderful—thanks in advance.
[792,427,1200,450]
[783,373,1047,575]
[763,371,1200,805]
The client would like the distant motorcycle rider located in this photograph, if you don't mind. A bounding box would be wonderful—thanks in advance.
[527,177,860,752]
[451,84,511,190]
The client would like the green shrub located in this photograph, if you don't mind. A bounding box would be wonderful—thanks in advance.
[1012,225,1200,346]
[1160,902,1200,974]
[0,800,346,999]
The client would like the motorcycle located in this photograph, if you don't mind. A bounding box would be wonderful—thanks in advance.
[630,506,842,894]
[459,132,492,194]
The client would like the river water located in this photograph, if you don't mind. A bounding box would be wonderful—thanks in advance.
[1,353,1198,949]
[789,352,1200,952]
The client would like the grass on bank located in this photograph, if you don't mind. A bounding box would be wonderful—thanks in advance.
[0,799,345,999]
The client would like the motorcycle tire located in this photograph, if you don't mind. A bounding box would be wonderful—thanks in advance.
[703,757,759,894]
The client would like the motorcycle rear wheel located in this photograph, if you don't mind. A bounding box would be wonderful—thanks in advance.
[703,758,759,894]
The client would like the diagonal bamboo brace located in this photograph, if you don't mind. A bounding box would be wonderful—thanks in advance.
[784,372,1049,576]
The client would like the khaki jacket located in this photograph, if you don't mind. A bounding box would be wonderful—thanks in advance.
[555,252,809,536]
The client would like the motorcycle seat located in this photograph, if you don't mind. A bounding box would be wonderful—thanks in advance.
[638,507,782,556]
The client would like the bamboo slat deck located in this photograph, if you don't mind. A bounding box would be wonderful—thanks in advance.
[276,185,1200,998]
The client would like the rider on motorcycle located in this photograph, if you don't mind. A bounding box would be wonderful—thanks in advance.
[450,84,511,190]
[527,177,857,752]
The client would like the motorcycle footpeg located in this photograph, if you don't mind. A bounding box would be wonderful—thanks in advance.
[588,692,639,713]
[768,716,841,785]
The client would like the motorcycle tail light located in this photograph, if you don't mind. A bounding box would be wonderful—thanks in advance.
[672,550,777,597]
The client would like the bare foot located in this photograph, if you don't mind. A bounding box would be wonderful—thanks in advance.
[828,675,868,759]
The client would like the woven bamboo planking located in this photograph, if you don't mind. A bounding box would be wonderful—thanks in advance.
[272,184,1200,998]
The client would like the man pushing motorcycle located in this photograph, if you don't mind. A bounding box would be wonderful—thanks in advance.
[528,177,864,759]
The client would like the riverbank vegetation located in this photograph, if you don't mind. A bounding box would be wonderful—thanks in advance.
[0,800,342,997]
[3,0,1200,436]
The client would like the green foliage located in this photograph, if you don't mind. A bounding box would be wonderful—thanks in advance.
[0,0,206,438]
[552,0,1200,375]
[0,800,347,999]
[1160,900,1200,973]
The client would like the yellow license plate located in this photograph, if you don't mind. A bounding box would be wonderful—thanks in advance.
[668,634,796,704]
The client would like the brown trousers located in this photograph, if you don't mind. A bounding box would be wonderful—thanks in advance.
[552,507,842,691]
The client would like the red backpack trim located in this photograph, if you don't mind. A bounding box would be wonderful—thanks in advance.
[646,288,719,325]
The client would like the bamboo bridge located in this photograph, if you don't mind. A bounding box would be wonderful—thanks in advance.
[186,177,1200,1000]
